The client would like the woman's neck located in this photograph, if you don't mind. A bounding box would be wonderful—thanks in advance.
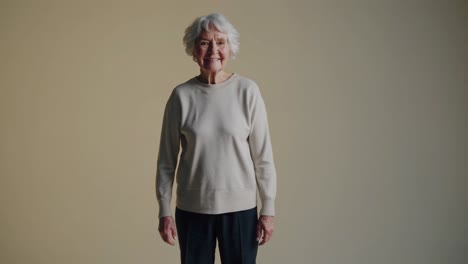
[197,70,232,84]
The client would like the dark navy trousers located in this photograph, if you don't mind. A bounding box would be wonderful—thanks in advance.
[175,207,259,264]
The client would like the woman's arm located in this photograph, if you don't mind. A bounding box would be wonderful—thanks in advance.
[155,90,181,219]
[248,83,277,245]
[248,84,277,217]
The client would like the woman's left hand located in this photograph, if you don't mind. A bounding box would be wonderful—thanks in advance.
[256,215,275,246]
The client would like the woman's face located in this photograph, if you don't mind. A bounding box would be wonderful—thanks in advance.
[193,28,230,73]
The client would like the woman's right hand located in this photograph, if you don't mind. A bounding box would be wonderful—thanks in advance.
[158,216,177,246]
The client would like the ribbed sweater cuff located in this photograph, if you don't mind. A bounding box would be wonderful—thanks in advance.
[158,200,172,218]
[260,199,275,216]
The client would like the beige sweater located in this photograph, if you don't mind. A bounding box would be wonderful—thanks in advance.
[155,73,277,218]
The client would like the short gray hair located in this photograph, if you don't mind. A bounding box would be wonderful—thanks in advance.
[183,13,240,59]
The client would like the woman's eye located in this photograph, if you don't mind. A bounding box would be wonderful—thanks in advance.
[217,42,225,46]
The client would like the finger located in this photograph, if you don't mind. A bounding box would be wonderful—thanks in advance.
[256,224,262,242]
[160,232,168,244]
[160,224,175,246]
[166,229,176,246]
[171,226,178,241]
[162,232,174,246]
[259,225,274,246]
[260,231,271,246]
[259,232,266,246]
[168,235,175,246]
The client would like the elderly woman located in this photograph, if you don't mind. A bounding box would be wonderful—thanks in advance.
[155,13,277,264]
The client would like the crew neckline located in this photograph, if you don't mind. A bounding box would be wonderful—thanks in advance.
[192,73,237,90]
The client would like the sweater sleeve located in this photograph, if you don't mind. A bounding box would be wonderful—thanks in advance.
[155,90,181,218]
[248,85,277,216]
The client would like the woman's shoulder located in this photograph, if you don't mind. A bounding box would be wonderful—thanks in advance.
[233,73,264,99]
[233,73,259,88]
[173,76,198,90]
[166,76,198,98]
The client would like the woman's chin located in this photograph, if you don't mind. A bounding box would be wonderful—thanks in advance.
[202,66,223,73]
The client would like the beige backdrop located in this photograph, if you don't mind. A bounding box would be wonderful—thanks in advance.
[1,0,467,263]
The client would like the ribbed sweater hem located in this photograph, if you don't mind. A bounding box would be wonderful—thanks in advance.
[176,188,257,215]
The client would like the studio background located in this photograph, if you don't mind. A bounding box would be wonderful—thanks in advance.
[1,0,466,263]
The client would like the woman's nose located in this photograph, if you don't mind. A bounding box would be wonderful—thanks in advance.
[209,41,218,53]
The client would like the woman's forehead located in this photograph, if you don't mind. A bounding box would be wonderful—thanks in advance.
[199,29,227,40]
